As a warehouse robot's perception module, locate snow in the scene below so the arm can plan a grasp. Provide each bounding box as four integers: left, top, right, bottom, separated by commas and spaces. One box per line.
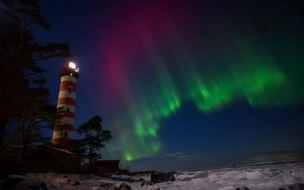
0, 162, 303, 190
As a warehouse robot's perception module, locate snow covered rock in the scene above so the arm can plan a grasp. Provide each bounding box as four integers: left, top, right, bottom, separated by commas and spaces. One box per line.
49, 184, 55, 188
100, 182, 113, 187
119, 182, 131, 190
235, 186, 250, 190
2, 175, 28, 189
90, 187, 99, 190
73, 181, 81, 185
11, 179, 47, 190
177, 172, 209, 181
278, 183, 304, 190
140, 182, 145, 187
151, 172, 175, 183
108, 184, 118, 190
140, 181, 153, 186
137, 178, 145, 181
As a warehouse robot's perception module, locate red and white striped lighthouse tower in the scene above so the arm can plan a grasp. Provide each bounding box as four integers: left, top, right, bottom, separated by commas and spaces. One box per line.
52, 61, 79, 150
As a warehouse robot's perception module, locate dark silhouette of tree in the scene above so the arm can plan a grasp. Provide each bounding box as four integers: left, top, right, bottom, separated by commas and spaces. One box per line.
0, 0, 71, 148
70, 116, 112, 166
7, 124, 50, 159
6, 87, 63, 159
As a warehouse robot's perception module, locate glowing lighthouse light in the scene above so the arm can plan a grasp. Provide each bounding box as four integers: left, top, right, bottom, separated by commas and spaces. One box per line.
69, 61, 76, 69
68, 61, 79, 73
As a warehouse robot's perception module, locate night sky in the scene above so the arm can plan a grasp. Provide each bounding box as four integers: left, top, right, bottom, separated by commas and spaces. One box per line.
34, 0, 304, 171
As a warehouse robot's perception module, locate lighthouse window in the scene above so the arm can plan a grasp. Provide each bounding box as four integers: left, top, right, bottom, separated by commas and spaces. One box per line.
68, 86, 72, 93
66, 108, 70, 114
64, 131, 68, 138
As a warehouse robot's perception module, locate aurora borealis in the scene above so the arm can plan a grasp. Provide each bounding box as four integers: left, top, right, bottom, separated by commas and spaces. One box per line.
39, 0, 304, 171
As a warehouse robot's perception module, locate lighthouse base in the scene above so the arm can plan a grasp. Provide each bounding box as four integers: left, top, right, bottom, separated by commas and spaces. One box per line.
52, 138, 72, 151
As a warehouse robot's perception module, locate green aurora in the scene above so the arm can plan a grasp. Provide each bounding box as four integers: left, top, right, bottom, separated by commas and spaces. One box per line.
104, 39, 304, 162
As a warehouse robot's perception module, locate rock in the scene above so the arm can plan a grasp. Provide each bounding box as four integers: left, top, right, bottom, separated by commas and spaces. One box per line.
67, 179, 71, 182
74, 181, 81, 185
177, 172, 208, 182
119, 182, 131, 190
193, 172, 209, 179
28, 181, 48, 190
138, 178, 146, 181
169, 176, 175, 181
108, 184, 118, 190
2, 175, 28, 189
50, 184, 56, 188
63, 175, 68, 178
11, 179, 47, 190
100, 182, 111, 187
278, 183, 304, 190
140, 181, 153, 186
151, 172, 175, 183
236, 186, 250, 190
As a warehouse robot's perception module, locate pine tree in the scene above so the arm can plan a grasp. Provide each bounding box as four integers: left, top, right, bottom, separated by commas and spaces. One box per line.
0, 0, 71, 148
70, 116, 113, 166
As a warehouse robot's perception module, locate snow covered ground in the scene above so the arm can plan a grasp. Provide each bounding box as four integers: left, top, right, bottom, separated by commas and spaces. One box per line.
0, 162, 303, 190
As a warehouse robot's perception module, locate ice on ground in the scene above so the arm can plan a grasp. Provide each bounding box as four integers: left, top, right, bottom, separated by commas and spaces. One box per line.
0, 162, 303, 190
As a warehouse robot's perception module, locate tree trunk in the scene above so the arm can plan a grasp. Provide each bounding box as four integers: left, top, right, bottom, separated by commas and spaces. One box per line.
0, 107, 8, 150
0, 80, 10, 150
89, 129, 93, 167
89, 146, 92, 167
21, 141, 28, 160
0, 118, 7, 150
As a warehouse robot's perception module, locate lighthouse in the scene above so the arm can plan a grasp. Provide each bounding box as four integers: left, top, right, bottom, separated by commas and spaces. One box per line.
52, 61, 79, 150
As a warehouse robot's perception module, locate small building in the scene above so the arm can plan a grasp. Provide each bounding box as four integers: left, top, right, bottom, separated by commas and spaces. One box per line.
27, 145, 82, 173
